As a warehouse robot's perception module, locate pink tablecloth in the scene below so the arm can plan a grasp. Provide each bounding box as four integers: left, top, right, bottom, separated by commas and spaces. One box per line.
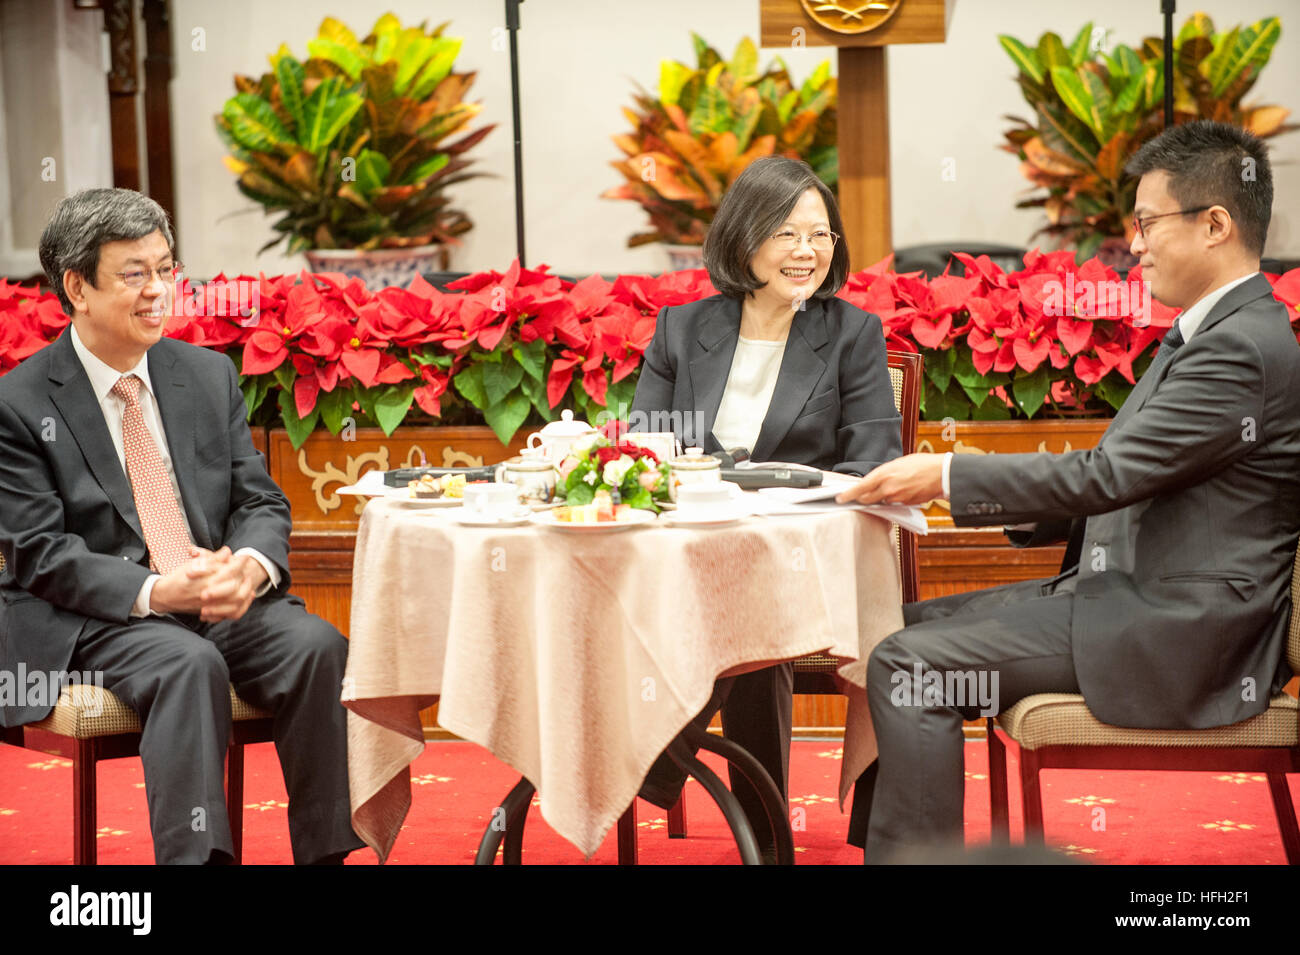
344, 498, 904, 861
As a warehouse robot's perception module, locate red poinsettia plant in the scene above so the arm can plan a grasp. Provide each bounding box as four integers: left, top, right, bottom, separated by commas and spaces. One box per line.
838, 249, 1209, 419
3, 259, 1298, 440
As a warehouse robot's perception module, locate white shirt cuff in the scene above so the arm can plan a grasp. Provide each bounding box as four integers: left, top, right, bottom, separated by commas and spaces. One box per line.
941, 452, 953, 499
133, 574, 160, 618
235, 547, 281, 596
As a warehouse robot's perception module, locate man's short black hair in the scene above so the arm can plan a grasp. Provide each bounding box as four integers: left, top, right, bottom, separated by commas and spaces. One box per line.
1124, 120, 1273, 257
703, 156, 848, 301
38, 188, 175, 315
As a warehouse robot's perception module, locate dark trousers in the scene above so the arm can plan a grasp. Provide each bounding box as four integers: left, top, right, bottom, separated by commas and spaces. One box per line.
71, 594, 363, 865
847, 577, 1081, 862
640, 662, 793, 849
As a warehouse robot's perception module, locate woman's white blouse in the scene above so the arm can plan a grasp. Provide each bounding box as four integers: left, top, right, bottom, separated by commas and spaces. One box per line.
710, 334, 789, 454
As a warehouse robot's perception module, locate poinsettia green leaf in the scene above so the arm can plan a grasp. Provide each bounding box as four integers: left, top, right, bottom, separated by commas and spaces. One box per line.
317, 386, 351, 434
921, 381, 971, 422
240, 374, 270, 421
971, 396, 1012, 420
277, 389, 320, 449
1011, 366, 1051, 418
925, 347, 957, 394
481, 360, 524, 406
373, 384, 415, 435
1095, 374, 1135, 412
483, 389, 531, 445
512, 339, 547, 383
453, 363, 488, 408
519, 372, 553, 419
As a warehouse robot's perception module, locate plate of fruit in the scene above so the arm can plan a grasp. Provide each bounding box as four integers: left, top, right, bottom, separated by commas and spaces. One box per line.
531, 490, 657, 530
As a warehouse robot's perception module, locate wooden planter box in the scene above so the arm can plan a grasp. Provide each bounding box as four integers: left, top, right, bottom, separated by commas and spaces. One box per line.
265, 424, 527, 595
914, 419, 1108, 602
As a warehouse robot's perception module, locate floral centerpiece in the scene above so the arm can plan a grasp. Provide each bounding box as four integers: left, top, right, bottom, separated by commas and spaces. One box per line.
555, 425, 671, 511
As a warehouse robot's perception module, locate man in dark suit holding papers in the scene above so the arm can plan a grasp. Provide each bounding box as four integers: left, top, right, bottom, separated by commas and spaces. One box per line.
837, 121, 1300, 862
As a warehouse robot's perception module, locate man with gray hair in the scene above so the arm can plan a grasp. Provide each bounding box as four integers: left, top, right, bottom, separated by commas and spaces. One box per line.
0, 188, 363, 864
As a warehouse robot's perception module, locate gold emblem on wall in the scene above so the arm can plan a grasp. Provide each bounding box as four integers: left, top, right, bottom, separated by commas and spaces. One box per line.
797, 0, 903, 35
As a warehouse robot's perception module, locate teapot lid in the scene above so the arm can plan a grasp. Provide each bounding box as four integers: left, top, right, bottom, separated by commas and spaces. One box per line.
538, 409, 595, 437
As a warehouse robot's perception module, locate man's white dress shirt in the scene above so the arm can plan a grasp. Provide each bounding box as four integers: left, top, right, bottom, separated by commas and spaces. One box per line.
70, 326, 279, 616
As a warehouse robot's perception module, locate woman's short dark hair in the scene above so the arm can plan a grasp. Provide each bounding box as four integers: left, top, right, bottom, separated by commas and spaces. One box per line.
1124, 120, 1272, 257
703, 156, 848, 301
38, 188, 175, 315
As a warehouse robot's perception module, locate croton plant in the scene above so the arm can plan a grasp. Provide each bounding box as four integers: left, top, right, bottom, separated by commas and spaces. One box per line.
2, 259, 1298, 442
604, 33, 838, 247
1000, 14, 1293, 261
216, 14, 493, 254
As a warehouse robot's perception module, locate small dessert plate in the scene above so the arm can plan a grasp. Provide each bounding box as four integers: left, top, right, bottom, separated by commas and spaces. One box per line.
384, 487, 460, 508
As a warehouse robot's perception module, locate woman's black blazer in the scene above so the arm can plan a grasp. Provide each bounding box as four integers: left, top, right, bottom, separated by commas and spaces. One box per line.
629, 294, 903, 476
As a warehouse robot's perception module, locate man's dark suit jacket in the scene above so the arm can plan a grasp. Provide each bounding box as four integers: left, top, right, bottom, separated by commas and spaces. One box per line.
0, 331, 292, 726
629, 294, 902, 474
952, 274, 1300, 729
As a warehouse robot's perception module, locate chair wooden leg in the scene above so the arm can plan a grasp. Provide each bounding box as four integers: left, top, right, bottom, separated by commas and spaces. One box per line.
986, 719, 1009, 844
1265, 772, 1300, 865
616, 803, 638, 865
1019, 748, 1045, 846
667, 792, 687, 838
226, 743, 245, 865
73, 738, 97, 866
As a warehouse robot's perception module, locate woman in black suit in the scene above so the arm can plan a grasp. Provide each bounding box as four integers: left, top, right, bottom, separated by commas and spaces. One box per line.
630, 156, 902, 856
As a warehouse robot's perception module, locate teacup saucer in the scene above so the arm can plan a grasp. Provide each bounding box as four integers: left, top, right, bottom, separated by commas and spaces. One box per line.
454, 506, 533, 527
659, 505, 748, 527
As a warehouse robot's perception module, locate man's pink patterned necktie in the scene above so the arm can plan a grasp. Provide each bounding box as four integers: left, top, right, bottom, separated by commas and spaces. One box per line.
111, 374, 192, 573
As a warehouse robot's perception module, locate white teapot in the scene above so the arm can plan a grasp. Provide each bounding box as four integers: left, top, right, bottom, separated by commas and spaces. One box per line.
523, 410, 596, 463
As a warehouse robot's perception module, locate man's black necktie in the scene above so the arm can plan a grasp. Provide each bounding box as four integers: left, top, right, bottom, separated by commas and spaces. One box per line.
1147, 323, 1184, 377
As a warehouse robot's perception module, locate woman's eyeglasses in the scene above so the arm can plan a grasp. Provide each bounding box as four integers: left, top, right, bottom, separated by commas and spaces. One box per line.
767, 230, 838, 252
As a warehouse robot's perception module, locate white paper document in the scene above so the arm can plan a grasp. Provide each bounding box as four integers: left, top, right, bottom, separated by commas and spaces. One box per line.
336, 469, 389, 496
753, 484, 929, 535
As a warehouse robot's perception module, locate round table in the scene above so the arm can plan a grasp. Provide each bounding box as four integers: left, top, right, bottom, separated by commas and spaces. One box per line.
343, 497, 905, 862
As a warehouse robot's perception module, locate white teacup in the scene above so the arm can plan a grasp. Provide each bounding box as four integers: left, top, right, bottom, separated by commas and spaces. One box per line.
462, 482, 520, 520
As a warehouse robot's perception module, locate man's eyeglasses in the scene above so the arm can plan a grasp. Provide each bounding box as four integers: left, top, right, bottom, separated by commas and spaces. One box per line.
113, 263, 183, 288
1131, 206, 1213, 239
768, 229, 839, 252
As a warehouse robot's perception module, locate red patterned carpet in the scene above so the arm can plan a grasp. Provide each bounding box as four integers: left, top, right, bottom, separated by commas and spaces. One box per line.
1, 738, 1296, 864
